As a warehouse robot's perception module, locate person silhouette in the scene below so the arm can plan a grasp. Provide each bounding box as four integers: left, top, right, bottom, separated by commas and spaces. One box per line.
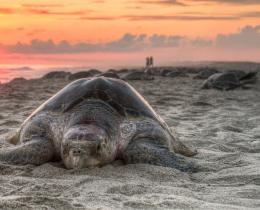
149, 56, 154, 67
146, 57, 150, 68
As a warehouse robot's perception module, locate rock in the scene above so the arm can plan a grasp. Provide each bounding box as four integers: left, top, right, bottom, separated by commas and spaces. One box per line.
118, 69, 130, 74
122, 71, 154, 80
144, 67, 161, 76
87, 69, 102, 75
99, 72, 120, 79
165, 71, 188, 78
9, 77, 27, 84
160, 69, 173, 76
107, 69, 117, 73
69, 71, 94, 80
42, 71, 71, 79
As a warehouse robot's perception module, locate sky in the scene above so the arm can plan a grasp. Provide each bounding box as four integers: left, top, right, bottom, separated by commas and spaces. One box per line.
0, 0, 260, 68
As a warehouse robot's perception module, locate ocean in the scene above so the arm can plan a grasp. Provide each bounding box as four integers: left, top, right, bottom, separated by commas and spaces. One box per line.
0, 65, 109, 83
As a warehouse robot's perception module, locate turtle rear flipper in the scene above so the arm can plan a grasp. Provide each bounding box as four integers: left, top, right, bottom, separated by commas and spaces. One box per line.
240, 71, 258, 84
0, 138, 54, 165
122, 139, 198, 172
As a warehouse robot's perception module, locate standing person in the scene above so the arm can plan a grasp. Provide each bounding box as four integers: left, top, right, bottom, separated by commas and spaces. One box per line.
149, 56, 154, 67
146, 57, 150, 68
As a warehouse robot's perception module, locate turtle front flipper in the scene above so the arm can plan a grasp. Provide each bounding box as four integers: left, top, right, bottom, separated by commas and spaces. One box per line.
0, 138, 54, 165
122, 139, 198, 172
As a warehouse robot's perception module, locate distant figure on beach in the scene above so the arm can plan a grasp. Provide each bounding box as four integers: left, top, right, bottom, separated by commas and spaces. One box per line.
149, 56, 154, 67
146, 57, 150, 68
145, 56, 154, 68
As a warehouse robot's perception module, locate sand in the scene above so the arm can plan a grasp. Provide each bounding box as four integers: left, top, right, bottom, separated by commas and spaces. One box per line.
0, 74, 260, 210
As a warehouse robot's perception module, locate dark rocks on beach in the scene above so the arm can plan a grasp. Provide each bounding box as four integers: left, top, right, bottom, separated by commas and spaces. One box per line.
150, 67, 188, 77
99, 72, 120, 79
122, 71, 154, 80
194, 68, 219, 79
160, 69, 173, 76
42, 71, 71, 79
118, 69, 130, 74
9, 77, 27, 84
144, 67, 159, 76
69, 71, 95, 80
144, 67, 173, 76
165, 70, 188, 78
148, 67, 204, 76
87, 69, 102, 75
180, 67, 203, 74
106, 69, 117, 74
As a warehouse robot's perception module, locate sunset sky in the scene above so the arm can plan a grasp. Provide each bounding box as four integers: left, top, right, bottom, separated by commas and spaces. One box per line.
0, 0, 260, 67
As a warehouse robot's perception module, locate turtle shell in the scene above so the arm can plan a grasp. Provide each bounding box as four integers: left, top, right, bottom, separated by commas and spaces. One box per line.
202, 73, 241, 90
30, 77, 161, 121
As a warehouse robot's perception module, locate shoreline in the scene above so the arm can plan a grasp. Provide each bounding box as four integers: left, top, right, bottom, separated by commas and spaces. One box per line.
1, 61, 260, 84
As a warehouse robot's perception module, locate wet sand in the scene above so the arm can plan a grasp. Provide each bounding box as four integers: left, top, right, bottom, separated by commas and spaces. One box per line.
0, 74, 260, 209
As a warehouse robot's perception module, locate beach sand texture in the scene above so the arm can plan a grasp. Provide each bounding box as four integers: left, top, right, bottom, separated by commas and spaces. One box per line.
0, 75, 260, 209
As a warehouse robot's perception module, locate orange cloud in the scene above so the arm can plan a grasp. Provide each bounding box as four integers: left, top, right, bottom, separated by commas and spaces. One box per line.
0, 8, 15, 14
1, 25, 259, 55
21, 4, 64, 8
136, 0, 186, 6
190, 0, 260, 5
0, 6, 91, 17
80, 16, 117, 20
123, 14, 239, 21
25, 8, 88, 16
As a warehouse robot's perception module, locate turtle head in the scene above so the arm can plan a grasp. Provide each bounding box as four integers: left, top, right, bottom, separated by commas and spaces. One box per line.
61, 124, 116, 169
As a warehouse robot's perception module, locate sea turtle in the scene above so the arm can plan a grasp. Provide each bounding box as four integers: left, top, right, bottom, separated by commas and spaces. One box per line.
202, 72, 241, 90
229, 70, 258, 84
194, 68, 219, 79
1, 77, 197, 171
202, 71, 258, 90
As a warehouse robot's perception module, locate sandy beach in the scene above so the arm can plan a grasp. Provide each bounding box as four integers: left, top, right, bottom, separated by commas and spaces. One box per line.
0, 71, 260, 209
